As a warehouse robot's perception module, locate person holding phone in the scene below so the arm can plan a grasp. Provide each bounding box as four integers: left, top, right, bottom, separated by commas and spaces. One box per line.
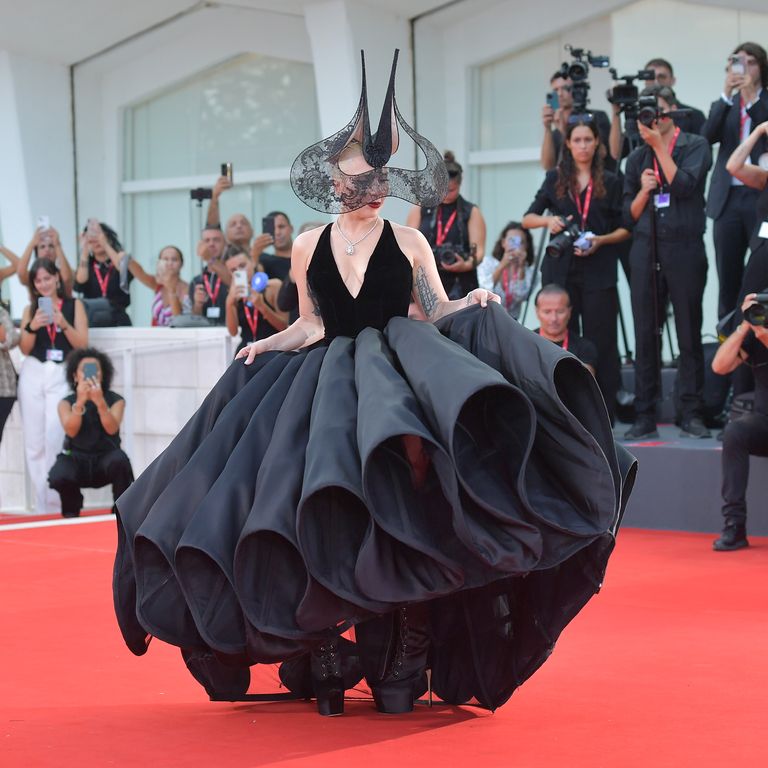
223, 245, 287, 354
127, 245, 191, 326
0, 301, 20, 454
702, 42, 768, 319
48, 348, 134, 518
523, 117, 629, 419
74, 220, 133, 326
15, 222, 75, 296
477, 222, 535, 320
190, 227, 230, 324
251, 211, 296, 281
18, 258, 88, 514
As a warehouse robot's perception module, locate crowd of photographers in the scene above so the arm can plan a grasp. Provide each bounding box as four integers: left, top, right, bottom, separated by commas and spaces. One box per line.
2, 42, 768, 549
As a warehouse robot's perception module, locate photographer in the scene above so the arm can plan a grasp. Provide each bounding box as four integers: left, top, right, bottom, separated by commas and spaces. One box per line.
477, 222, 535, 320
533, 284, 597, 375
523, 117, 628, 417
48, 348, 134, 518
127, 246, 191, 326
710, 293, 768, 551
206, 173, 254, 252
643, 58, 706, 134
16, 224, 74, 296
541, 71, 616, 172
702, 42, 768, 319
190, 226, 230, 325
223, 245, 287, 355
252, 211, 295, 281
405, 152, 486, 300
623, 85, 712, 440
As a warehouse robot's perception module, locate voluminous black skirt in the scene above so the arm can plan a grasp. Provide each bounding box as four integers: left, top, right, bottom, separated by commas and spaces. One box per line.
114, 303, 636, 710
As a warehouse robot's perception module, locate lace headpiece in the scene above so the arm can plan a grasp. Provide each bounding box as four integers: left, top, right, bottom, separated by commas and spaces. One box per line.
290, 50, 448, 214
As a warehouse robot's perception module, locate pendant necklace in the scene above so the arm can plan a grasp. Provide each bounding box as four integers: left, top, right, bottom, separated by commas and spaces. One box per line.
336, 217, 380, 255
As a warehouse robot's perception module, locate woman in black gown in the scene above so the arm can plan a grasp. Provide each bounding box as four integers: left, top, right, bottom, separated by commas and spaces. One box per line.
113, 51, 636, 718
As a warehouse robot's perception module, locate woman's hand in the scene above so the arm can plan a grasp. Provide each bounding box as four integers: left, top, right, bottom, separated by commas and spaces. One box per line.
29, 308, 51, 331
51, 305, 69, 330
575, 234, 601, 257
88, 377, 106, 408
548, 215, 569, 234
75, 378, 91, 406
465, 288, 501, 308
235, 338, 271, 365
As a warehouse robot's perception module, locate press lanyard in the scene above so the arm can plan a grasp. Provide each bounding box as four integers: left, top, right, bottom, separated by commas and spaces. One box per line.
203, 272, 221, 304
46, 300, 63, 347
652, 127, 680, 188
436, 207, 458, 246
94, 263, 113, 298
561, 330, 569, 351
573, 179, 593, 230
242, 302, 259, 338
740, 97, 750, 142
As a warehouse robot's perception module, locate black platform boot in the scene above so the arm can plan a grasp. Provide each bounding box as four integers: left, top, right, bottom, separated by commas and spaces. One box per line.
357, 606, 430, 714
311, 638, 345, 716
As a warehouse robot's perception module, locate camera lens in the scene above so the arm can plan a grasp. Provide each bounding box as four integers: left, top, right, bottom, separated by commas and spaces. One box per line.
744, 302, 767, 327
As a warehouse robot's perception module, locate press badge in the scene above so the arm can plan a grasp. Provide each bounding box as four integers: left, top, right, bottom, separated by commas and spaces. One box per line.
206, 306, 221, 319
654, 193, 671, 209
46, 349, 64, 362
759, 220, 768, 239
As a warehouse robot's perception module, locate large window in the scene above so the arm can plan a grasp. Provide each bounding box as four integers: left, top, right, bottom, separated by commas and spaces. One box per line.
121, 53, 323, 325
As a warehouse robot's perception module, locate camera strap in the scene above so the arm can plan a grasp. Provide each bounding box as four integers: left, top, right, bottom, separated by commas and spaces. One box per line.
652, 127, 680, 188
573, 179, 593, 230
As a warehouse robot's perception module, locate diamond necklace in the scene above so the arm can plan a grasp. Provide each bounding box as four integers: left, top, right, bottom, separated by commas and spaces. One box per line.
336, 217, 381, 255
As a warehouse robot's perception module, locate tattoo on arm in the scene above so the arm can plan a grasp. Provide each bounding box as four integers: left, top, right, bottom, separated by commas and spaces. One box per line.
415, 266, 439, 319
307, 283, 321, 317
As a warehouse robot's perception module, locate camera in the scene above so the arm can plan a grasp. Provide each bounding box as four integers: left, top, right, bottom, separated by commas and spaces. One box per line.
190, 187, 213, 203
546, 218, 583, 259
434, 244, 464, 267
556, 45, 610, 114
744, 293, 768, 327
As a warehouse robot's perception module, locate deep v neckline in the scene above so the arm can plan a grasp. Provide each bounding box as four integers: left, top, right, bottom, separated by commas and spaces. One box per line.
330, 220, 386, 301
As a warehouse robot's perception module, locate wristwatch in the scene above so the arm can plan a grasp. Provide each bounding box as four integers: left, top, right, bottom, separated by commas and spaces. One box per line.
24, 321, 33, 333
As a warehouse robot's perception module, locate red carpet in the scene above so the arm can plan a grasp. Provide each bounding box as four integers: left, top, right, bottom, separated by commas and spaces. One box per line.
1, 521, 766, 767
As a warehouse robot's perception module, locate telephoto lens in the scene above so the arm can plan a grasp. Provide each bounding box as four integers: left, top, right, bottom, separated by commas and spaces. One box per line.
546, 218, 582, 258
744, 293, 768, 327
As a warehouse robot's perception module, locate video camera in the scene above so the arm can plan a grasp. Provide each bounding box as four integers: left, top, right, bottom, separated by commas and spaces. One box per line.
556, 45, 610, 114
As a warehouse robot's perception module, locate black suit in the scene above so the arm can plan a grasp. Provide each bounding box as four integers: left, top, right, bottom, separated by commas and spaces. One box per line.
702, 91, 768, 318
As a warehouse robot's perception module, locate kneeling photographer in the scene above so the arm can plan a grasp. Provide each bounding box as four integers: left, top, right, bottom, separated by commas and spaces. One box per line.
522, 116, 628, 420
623, 85, 712, 441
406, 152, 486, 300
710, 292, 768, 551
48, 348, 133, 518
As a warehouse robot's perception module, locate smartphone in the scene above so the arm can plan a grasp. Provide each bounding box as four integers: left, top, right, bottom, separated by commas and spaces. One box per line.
506, 234, 523, 250
36, 215, 50, 231
221, 162, 233, 183
262, 215, 275, 239
233, 268, 249, 297
83, 362, 99, 380
38, 296, 54, 321
729, 55, 745, 75
546, 90, 559, 111
86, 218, 100, 237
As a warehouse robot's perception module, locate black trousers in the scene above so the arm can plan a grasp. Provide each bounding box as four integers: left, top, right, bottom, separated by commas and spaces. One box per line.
568, 282, 620, 420
721, 412, 768, 524
48, 449, 134, 517
0, 397, 15, 444
713, 186, 758, 319
630, 235, 707, 420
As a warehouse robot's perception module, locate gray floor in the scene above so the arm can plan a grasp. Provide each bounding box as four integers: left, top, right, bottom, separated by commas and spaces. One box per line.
616, 424, 768, 536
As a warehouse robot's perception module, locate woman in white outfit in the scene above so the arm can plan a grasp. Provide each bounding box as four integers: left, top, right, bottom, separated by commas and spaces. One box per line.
18, 258, 88, 514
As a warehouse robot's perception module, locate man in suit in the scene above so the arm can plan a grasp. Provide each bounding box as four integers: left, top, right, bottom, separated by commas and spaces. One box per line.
702, 42, 768, 319
643, 58, 706, 135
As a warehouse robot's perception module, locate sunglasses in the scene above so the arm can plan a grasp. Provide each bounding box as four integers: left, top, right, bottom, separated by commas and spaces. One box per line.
567, 112, 595, 127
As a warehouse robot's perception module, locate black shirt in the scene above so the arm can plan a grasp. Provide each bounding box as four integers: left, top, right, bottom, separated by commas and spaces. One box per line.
674, 101, 706, 135
29, 298, 76, 364
234, 298, 280, 353
74, 257, 132, 309
526, 170, 624, 290
189, 267, 228, 325
742, 332, 768, 415
259, 253, 291, 281
534, 328, 598, 369
63, 391, 123, 453
622, 130, 712, 241
552, 110, 616, 173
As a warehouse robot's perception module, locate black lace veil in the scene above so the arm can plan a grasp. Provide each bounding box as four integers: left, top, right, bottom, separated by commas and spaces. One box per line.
290, 50, 449, 214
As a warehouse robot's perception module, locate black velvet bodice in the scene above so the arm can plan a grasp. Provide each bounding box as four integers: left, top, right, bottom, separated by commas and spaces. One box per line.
307, 220, 412, 339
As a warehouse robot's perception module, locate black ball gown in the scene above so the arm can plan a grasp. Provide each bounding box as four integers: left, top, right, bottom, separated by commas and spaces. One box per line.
113, 220, 636, 710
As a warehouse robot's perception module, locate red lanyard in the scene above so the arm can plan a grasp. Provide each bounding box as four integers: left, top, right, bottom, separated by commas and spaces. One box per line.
561, 330, 569, 352
573, 179, 593, 230
242, 302, 259, 338
94, 263, 113, 298
740, 96, 750, 141
500, 267, 524, 310
652, 127, 680, 188
436, 207, 458, 246
46, 299, 63, 347
203, 273, 221, 303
